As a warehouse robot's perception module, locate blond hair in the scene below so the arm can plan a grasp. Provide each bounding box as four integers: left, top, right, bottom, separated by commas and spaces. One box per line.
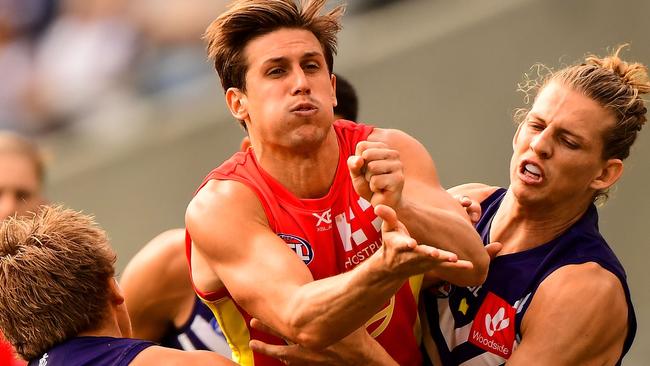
204, 0, 344, 92
0, 206, 116, 360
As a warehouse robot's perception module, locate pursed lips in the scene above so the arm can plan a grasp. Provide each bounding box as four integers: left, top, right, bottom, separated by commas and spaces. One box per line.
290, 101, 317, 111
290, 101, 319, 116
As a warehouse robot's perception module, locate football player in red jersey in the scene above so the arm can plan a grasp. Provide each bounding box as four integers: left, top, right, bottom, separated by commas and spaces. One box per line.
119, 73, 359, 359
249, 46, 645, 366
184, 1, 490, 364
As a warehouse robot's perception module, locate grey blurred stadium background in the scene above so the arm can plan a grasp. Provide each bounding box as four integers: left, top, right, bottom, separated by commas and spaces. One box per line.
2, 0, 647, 363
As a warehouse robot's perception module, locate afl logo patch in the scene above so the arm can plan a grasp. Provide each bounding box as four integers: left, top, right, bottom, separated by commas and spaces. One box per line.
278, 233, 314, 265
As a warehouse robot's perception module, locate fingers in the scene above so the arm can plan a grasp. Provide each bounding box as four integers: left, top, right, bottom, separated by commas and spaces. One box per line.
437, 259, 474, 270
430, 247, 459, 263
388, 234, 417, 251
453, 194, 481, 224
249, 320, 297, 364
485, 242, 503, 259
375, 204, 398, 232
250, 318, 284, 339
457, 195, 472, 207
367, 171, 404, 195
347, 156, 372, 202
411, 245, 459, 263
249, 339, 293, 362
361, 150, 400, 177
347, 155, 365, 178
361, 148, 402, 191
350, 142, 404, 208
354, 140, 388, 157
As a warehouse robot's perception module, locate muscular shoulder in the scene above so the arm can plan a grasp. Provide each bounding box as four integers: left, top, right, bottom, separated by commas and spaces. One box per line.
187, 180, 267, 226
186, 179, 269, 253
515, 262, 628, 364
367, 127, 415, 148
534, 262, 625, 306
367, 127, 441, 183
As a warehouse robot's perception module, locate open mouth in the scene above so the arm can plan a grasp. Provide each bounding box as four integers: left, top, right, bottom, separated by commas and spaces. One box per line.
519, 161, 543, 183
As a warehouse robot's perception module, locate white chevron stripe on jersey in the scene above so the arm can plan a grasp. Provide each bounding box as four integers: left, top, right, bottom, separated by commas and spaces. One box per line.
437, 297, 473, 350
190, 314, 232, 355
177, 333, 196, 351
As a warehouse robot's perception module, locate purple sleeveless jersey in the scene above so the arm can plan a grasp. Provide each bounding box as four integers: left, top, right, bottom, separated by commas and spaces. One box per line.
159, 296, 231, 357
28, 337, 154, 366
422, 188, 636, 366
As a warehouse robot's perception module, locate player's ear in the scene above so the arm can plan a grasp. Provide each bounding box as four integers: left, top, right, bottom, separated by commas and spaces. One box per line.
590, 158, 623, 191
108, 278, 126, 306
226, 88, 249, 121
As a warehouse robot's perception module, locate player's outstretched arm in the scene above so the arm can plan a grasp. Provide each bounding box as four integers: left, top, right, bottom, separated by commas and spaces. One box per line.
507, 263, 628, 365
120, 228, 192, 341
186, 180, 469, 350
353, 128, 490, 285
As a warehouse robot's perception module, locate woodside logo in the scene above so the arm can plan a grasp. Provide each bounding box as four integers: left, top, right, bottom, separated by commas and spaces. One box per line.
468, 292, 516, 359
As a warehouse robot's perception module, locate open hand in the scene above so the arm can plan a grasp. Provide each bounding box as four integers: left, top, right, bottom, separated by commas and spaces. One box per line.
376, 204, 473, 276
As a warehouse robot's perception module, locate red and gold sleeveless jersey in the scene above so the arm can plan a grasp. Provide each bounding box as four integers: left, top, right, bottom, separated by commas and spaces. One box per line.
187, 120, 423, 365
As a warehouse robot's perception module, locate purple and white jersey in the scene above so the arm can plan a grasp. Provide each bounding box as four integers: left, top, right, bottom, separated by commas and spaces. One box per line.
422, 188, 636, 366
28, 337, 154, 366
159, 296, 231, 357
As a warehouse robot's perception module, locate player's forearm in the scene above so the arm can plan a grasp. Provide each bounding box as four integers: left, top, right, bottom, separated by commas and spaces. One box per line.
282, 251, 404, 349
397, 198, 488, 285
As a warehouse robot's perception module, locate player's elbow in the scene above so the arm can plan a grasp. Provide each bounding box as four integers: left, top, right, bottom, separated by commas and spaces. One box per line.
467, 252, 490, 286
286, 312, 337, 350
449, 250, 489, 287
293, 330, 333, 350
471, 250, 490, 285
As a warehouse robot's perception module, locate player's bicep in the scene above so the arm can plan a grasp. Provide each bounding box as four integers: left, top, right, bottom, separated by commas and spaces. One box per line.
215, 228, 315, 314
186, 180, 315, 329
510, 263, 628, 365
370, 129, 468, 215
368, 128, 440, 188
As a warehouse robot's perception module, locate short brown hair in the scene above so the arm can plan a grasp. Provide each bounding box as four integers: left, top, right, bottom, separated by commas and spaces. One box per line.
0, 131, 46, 185
204, 0, 345, 92
515, 45, 650, 201
0, 206, 116, 360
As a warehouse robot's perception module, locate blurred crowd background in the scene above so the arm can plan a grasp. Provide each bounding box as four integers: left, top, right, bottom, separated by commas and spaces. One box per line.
0, 0, 396, 140
0, 0, 648, 364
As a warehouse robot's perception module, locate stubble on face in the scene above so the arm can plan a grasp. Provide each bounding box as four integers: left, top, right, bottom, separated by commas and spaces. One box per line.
240, 28, 336, 152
